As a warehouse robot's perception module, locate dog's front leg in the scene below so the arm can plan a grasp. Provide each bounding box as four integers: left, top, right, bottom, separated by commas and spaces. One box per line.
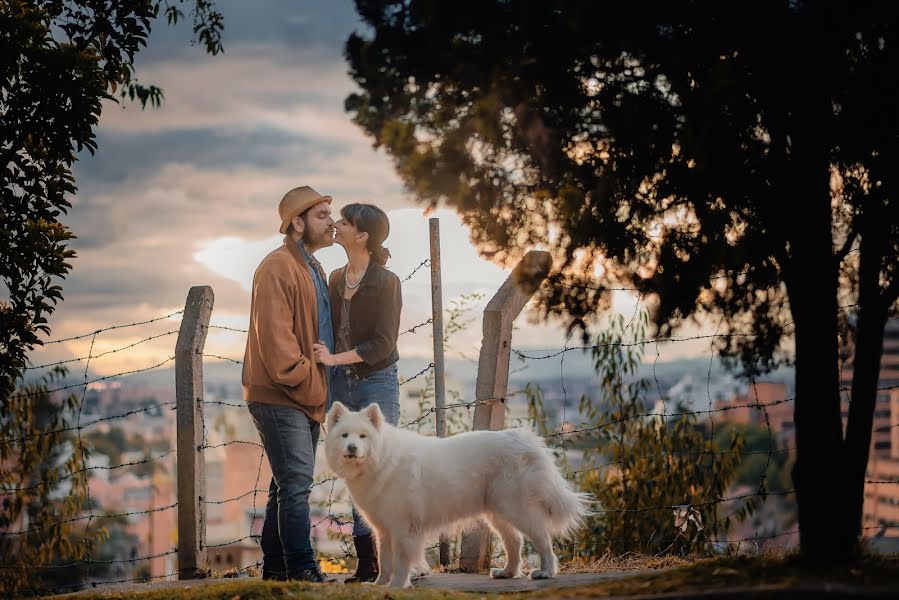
372, 531, 392, 586
387, 536, 419, 588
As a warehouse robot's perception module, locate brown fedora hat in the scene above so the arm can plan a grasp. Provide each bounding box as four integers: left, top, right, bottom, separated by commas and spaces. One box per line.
278, 186, 332, 234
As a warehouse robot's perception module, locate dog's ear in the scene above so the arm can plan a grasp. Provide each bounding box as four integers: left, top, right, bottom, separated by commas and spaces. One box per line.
364, 403, 383, 429
327, 401, 347, 430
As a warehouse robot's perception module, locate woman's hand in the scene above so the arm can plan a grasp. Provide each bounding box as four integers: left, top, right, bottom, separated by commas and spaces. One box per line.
313, 342, 337, 366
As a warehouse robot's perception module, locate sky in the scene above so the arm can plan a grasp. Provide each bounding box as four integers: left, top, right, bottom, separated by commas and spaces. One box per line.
25, 0, 715, 377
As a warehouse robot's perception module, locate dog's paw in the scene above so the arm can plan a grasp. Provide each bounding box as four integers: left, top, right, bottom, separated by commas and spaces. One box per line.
410, 565, 430, 580
490, 567, 520, 579
528, 568, 554, 580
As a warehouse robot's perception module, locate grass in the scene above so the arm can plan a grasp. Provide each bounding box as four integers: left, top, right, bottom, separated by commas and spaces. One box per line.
536, 553, 899, 598
54, 554, 899, 599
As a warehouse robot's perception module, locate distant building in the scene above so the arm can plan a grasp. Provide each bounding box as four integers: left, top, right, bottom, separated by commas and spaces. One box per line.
842, 319, 899, 458
858, 319, 899, 549
713, 319, 899, 549
712, 381, 794, 447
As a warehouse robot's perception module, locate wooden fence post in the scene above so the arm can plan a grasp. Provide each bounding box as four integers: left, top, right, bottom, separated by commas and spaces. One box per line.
458, 251, 552, 572
429, 218, 452, 567
176, 286, 214, 579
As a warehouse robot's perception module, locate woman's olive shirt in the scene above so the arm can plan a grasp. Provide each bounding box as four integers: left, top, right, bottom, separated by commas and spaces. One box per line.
327, 262, 402, 379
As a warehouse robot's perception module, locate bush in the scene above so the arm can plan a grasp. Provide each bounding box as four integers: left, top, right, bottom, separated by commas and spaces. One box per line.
530, 313, 749, 557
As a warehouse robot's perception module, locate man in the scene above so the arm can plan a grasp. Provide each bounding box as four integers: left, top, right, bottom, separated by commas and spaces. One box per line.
242, 186, 336, 582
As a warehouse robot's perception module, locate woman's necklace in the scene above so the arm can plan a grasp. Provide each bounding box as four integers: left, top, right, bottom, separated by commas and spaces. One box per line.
344, 265, 364, 289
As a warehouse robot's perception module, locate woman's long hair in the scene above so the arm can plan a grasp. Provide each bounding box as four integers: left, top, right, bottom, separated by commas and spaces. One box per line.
341, 203, 392, 265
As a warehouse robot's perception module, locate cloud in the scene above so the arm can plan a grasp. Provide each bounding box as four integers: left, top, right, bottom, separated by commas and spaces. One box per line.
77, 128, 317, 186
131, 0, 364, 64
24, 0, 720, 378
98, 51, 358, 138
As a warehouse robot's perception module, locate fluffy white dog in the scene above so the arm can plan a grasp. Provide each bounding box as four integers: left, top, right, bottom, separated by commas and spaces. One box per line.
324, 401, 590, 588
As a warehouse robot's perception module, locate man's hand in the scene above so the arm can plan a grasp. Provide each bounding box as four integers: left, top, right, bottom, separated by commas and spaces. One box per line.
313, 342, 336, 366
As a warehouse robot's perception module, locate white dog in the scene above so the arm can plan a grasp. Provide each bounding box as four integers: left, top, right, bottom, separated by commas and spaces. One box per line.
324, 401, 590, 588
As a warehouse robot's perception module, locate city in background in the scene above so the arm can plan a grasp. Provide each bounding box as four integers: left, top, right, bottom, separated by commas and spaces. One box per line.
21, 314, 899, 582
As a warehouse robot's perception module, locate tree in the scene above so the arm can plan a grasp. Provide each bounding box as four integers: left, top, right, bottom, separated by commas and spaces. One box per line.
344, 1, 899, 561
1, 0, 223, 404
0, 369, 104, 595
1, 1, 223, 590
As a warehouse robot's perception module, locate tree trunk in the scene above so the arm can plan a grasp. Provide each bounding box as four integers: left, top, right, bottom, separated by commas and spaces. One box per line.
787, 247, 846, 560
844, 219, 888, 543
781, 2, 851, 562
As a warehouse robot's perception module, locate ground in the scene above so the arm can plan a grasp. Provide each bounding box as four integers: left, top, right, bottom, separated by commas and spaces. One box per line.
52, 555, 899, 599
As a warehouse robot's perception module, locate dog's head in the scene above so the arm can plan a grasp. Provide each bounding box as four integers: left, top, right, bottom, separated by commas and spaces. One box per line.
324, 401, 384, 476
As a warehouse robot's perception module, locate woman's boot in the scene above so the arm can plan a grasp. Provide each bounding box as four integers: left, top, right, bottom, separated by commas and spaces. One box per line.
345, 534, 379, 583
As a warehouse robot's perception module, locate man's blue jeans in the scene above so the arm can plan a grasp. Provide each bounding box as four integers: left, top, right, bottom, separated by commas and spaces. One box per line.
248, 402, 320, 576
330, 363, 400, 536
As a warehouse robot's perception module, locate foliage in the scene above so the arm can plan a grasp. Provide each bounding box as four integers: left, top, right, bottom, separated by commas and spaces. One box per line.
1, 0, 223, 405
530, 313, 747, 557
345, 0, 899, 558
714, 423, 793, 494
0, 368, 106, 595
82, 427, 170, 479
0, 0, 223, 590
345, 1, 898, 354
37, 514, 139, 592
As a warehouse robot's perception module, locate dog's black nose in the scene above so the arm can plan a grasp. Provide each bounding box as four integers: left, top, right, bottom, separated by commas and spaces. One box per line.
347, 443, 357, 454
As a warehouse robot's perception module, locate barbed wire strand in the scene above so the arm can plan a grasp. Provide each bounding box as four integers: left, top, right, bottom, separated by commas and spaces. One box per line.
41, 311, 185, 345
10, 264, 899, 595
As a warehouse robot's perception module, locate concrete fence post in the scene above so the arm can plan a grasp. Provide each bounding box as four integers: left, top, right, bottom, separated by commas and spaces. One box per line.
176, 285, 214, 579
459, 251, 552, 572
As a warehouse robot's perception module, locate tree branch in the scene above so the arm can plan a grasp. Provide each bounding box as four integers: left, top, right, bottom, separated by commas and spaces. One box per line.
883, 275, 899, 309
834, 228, 858, 266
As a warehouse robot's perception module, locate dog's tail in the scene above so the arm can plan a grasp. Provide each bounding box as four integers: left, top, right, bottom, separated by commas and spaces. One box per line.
510, 429, 593, 537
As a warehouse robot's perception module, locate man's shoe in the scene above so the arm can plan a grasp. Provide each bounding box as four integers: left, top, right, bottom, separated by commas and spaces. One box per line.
289, 568, 335, 583
345, 535, 379, 583
262, 569, 288, 581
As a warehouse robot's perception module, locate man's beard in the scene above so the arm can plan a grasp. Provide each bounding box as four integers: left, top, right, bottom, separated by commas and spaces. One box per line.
303, 228, 334, 249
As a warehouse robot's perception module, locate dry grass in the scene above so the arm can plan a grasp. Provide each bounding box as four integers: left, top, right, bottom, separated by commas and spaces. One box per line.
558, 552, 692, 573
533, 553, 899, 598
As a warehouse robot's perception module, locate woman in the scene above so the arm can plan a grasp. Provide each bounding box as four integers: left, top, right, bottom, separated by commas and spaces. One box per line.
312, 202, 401, 584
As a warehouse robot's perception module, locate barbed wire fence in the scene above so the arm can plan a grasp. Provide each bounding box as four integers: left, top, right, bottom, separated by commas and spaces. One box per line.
498, 284, 899, 566
0, 258, 442, 595
3, 309, 185, 596
3, 257, 899, 596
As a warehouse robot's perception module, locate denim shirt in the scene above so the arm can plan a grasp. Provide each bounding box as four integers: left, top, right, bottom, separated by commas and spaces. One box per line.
297, 241, 334, 400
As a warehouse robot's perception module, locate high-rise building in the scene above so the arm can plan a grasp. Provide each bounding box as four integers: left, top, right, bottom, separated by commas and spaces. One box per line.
846, 319, 899, 549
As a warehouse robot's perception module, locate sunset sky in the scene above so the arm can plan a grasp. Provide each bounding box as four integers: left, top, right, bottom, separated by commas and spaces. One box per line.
26, 0, 713, 377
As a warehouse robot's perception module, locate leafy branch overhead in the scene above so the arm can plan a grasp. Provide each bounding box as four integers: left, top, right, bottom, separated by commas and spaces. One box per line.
0, 1, 223, 594
345, 1, 898, 562
345, 1, 898, 368
1, 0, 223, 399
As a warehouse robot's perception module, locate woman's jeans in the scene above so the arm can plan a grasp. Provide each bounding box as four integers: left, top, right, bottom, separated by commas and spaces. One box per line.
247, 402, 320, 577
329, 363, 400, 536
